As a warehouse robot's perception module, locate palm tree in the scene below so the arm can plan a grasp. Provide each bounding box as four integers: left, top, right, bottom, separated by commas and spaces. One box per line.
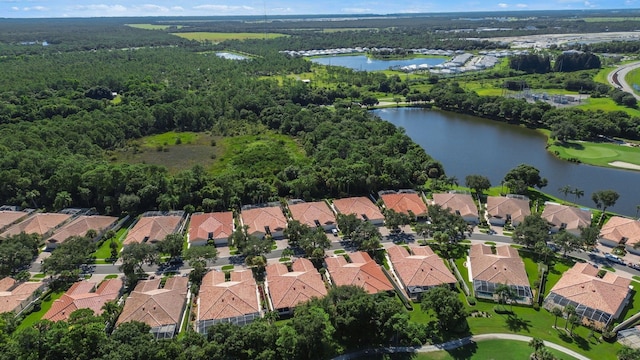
571, 187, 584, 202
528, 337, 544, 353
564, 305, 576, 330
495, 284, 516, 312
551, 307, 563, 328
558, 185, 572, 200
636, 205, 640, 219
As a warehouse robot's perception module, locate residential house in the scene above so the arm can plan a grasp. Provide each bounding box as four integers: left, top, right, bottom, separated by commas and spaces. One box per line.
0, 277, 45, 314
265, 258, 327, 315
543, 263, 632, 329
1, 213, 71, 238
45, 215, 118, 249
288, 201, 337, 231
486, 196, 530, 227
468, 244, 533, 304
599, 216, 640, 255
188, 212, 234, 247
0, 210, 30, 232
196, 270, 260, 334
116, 277, 188, 339
332, 197, 384, 225
241, 206, 287, 239
432, 193, 479, 224
325, 252, 394, 294
541, 203, 591, 235
43, 278, 122, 321
123, 213, 184, 246
380, 191, 428, 221
387, 245, 457, 299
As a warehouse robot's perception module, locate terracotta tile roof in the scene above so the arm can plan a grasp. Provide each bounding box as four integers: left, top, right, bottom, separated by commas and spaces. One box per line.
288, 202, 337, 228
600, 216, 640, 247
241, 206, 287, 236
189, 212, 234, 243
332, 197, 384, 222
0, 277, 16, 292
197, 270, 259, 322
548, 263, 631, 315
123, 215, 182, 245
0, 280, 43, 313
541, 204, 591, 231
1, 213, 71, 237
117, 277, 188, 328
381, 193, 428, 217
0, 211, 28, 229
387, 245, 457, 288
266, 258, 327, 310
43, 279, 122, 322
325, 252, 393, 294
47, 215, 118, 246
486, 196, 531, 224
432, 193, 478, 218
469, 244, 530, 287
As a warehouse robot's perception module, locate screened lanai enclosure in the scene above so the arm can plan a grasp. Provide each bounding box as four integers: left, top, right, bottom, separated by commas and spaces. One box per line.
473, 280, 534, 305
543, 293, 615, 329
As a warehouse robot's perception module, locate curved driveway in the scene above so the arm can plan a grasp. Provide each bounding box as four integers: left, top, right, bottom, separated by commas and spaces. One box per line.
332, 333, 590, 360
607, 61, 640, 100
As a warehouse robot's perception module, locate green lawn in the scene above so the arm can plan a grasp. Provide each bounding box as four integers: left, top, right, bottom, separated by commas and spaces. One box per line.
615, 281, 640, 324
577, 97, 640, 117
407, 339, 579, 360
625, 68, 640, 96
548, 140, 640, 168
18, 291, 64, 330
126, 24, 181, 30
93, 227, 128, 260
171, 32, 286, 42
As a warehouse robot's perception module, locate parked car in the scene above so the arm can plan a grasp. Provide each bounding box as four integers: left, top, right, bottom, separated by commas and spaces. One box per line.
605, 253, 625, 265
331, 228, 339, 237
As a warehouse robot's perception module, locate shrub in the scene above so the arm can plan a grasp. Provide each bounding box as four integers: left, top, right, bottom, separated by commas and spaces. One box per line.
32, 300, 42, 312
467, 296, 476, 305
42, 293, 52, 302
533, 303, 540, 311
493, 306, 512, 315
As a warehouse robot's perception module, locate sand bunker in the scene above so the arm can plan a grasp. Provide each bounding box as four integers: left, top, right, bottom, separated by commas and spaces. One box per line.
609, 161, 640, 170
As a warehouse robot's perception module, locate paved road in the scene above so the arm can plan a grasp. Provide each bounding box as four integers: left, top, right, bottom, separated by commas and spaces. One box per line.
607, 61, 640, 100
332, 333, 591, 360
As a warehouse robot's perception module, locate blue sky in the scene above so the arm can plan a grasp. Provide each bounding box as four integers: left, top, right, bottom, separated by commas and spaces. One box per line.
1, 0, 638, 18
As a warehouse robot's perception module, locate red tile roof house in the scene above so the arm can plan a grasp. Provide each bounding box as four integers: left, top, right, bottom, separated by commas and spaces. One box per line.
387, 245, 457, 300
188, 212, 234, 247
432, 193, 479, 224
0, 210, 30, 233
325, 251, 394, 294
599, 216, 640, 255
123, 214, 185, 246
543, 263, 632, 329
45, 215, 119, 250
0, 277, 45, 315
288, 201, 337, 231
116, 277, 189, 339
380, 191, 428, 221
0, 213, 71, 238
240, 206, 288, 239
486, 196, 531, 227
196, 270, 261, 334
468, 244, 533, 305
265, 258, 327, 316
541, 203, 591, 236
331, 197, 384, 225
43, 278, 123, 321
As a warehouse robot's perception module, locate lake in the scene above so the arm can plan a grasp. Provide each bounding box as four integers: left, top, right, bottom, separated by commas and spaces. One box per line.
216, 52, 247, 60
310, 55, 445, 72
374, 107, 640, 217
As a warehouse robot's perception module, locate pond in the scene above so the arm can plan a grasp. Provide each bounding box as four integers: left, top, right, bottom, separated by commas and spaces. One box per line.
310, 55, 446, 72
374, 107, 640, 217
215, 52, 247, 60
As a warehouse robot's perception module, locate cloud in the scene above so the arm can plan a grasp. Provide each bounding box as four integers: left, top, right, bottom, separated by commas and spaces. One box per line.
23, 6, 48, 11
10, 6, 18, 11
341, 7, 373, 13
192, 4, 255, 12
171, 6, 184, 11
498, 3, 508, 7
516, 3, 528, 7
71, 4, 128, 13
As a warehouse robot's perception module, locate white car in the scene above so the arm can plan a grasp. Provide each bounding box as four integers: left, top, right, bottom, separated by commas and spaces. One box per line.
331, 228, 339, 236
605, 253, 625, 264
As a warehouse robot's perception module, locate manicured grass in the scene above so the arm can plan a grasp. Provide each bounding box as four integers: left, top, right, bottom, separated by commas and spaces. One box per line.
407, 339, 579, 360
616, 281, 640, 324
31, 273, 45, 279
221, 265, 234, 271
548, 140, 640, 168
18, 291, 64, 330
104, 274, 118, 279
171, 32, 286, 42
626, 67, 640, 96
577, 97, 640, 117
93, 227, 128, 260
594, 66, 615, 85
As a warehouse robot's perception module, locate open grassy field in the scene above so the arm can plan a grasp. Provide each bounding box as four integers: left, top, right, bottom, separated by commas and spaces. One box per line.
110, 131, 220, 173
404, 339, 579, 360
171, 32, 286, 42
594, 66, 615, 85
577, 97, 640, 117
625, 68, 640, 96
548, 140, 640, 168
126, 24, 177, 30
210, 132, 310, 177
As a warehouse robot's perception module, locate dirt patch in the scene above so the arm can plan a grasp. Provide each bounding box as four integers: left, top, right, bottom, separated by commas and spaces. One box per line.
608, 161, 640, 170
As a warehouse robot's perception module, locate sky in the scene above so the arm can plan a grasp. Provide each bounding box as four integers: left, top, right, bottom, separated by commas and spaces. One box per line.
0, 0, 639, 18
